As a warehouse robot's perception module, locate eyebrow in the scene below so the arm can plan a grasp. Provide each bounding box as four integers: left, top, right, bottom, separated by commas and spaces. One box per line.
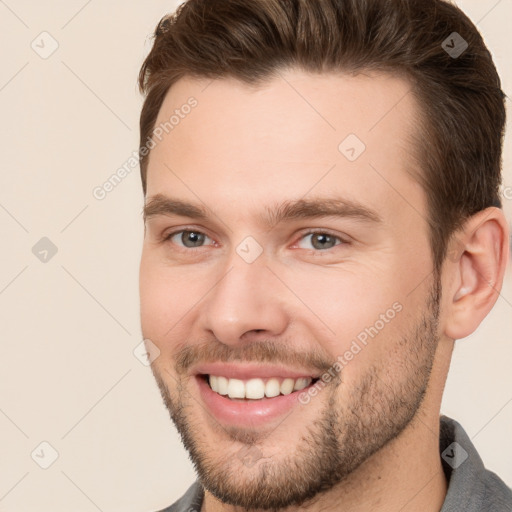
143, 193, 382, 227
144, 194, 208, 222
261, 197, 382, 227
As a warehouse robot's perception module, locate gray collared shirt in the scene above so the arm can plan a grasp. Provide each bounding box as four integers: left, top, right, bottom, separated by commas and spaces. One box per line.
157, 415, 512, 511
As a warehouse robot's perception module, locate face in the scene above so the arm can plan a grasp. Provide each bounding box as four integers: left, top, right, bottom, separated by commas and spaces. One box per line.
139, 69, 442, 509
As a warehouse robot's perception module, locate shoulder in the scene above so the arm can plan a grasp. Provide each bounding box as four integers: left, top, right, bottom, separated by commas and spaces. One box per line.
440, 415, 512, 512
477, 469, 512, 511
155, 481, 204, 512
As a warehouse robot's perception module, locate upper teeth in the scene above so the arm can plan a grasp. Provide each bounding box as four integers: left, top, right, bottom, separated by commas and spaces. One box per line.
208, 375, 312, 399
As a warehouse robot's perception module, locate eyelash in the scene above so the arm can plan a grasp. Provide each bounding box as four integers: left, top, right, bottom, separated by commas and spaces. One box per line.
162, 228, 347, 252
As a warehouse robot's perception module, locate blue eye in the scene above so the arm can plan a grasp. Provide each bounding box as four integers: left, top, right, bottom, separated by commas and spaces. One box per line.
297, 232, 342, 250
167, 230, 213, 248
163, 229, 344, 252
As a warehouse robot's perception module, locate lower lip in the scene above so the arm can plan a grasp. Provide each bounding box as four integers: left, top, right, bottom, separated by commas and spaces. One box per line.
195, 376, 312, 428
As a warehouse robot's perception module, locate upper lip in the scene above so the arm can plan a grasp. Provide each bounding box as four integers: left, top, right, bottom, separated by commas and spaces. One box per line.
192, 362, 320, 380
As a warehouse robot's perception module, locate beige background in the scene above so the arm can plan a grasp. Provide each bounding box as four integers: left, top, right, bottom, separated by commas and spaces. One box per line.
0, 1, 510, 510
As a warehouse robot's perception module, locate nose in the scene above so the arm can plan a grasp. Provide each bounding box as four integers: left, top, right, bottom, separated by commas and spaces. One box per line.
199, 255, 289, 346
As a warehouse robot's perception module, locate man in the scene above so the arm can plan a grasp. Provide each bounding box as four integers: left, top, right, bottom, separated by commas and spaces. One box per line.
138, 0, 512, 510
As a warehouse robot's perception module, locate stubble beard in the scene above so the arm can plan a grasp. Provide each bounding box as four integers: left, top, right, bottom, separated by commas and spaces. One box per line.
151, 278, 441, 510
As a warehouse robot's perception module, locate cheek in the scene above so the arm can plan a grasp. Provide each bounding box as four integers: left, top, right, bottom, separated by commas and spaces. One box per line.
282, 263, 413, 391
139, 254, 214, 347
284, 264, 397, 348
139, 255, 184, 339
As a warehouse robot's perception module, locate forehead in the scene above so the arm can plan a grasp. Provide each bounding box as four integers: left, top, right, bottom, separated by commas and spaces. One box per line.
146, 69, 426, 226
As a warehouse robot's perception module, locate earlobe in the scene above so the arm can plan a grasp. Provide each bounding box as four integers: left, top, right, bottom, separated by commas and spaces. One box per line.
444, 207, 509, 340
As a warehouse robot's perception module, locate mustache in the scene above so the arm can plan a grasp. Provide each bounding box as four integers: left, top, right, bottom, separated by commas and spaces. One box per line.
175, 339, 334, 376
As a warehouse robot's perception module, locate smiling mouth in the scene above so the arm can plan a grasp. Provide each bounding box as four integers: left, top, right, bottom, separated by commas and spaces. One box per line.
201, 374, 319, 400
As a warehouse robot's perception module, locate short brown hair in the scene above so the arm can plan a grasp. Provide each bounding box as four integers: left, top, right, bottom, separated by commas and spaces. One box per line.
138, 0, 506, 271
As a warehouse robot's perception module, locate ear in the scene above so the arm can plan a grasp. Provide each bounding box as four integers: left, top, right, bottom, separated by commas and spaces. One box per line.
443, 207, 510, 340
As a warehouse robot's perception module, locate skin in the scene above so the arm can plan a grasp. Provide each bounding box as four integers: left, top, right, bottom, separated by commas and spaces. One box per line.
139, 69, 509, 512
